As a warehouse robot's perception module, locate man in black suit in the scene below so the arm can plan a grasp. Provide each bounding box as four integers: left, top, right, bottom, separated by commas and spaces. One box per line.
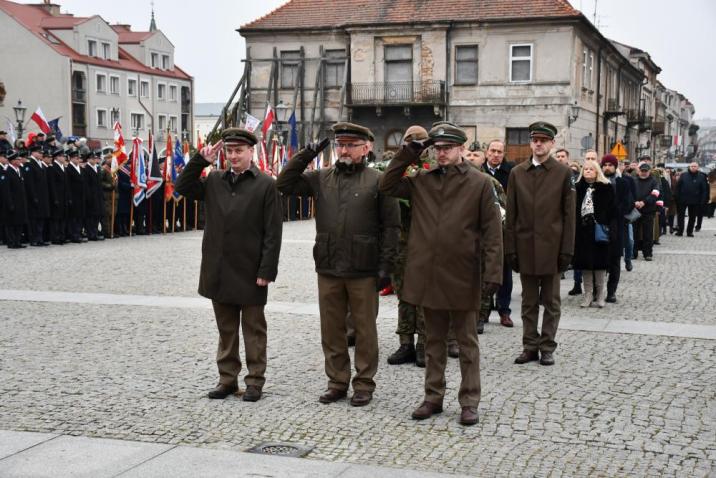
47, 148, 68, 244
1, 150, 28, 248
481, 139, 514, 328
82, 150, 105, 241
66, 148, 85, 243
23, 143, 50, 246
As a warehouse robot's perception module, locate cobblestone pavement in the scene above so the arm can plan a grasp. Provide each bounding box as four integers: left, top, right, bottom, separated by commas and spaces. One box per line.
0, 218, 714, 477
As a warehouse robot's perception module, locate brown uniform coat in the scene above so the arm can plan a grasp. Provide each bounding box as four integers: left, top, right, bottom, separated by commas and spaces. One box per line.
176, 154, 283, 305
505, 156, 576, 275
380, 148, 503, 311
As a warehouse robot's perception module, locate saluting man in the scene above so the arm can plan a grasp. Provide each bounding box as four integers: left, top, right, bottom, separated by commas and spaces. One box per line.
176, 127, 283, 402
505, 122, 576, 366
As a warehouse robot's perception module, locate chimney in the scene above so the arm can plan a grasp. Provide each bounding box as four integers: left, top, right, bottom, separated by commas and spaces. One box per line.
34, 2, 61, 16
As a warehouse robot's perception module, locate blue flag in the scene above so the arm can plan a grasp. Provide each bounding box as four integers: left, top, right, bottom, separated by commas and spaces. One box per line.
48, 118, 63, 142
288, 112, 298, 154
172, 138, 184, 200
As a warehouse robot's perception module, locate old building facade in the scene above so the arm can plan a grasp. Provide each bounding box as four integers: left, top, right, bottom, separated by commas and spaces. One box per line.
0, 1, 193, 147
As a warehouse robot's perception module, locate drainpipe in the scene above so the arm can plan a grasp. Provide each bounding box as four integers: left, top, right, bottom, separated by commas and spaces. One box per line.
595, 47, 602, 154
444, 22, 453, 121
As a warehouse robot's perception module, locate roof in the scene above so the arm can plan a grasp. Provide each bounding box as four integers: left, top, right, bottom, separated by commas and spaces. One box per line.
0, 0, 191, 81
112, 26, 155, 44
610, 39, 662, 74
241, 0, 581, 31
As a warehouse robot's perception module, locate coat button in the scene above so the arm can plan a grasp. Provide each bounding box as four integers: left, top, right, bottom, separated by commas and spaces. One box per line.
232, 192, 236, 197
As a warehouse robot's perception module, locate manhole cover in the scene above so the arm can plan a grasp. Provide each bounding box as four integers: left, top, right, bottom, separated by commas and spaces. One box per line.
246, 442, 313, 458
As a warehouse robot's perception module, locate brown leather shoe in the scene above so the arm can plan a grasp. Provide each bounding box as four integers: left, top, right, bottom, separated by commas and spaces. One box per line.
459, 406, 479, 426
499, 313, 514, 327
350, 390, 373, 407
514, 350, 539, 364
319, 388, 347, 404
242, 385, 262, 402
207, 383, 238, 399
411, 401, 443, 420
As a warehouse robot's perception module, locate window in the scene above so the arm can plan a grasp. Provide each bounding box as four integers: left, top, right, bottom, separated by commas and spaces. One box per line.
88, 39, 97, 57
96, 109, 108, 128
280, 50, 301, 89
169, 85, 177, 101
507, 127, 530, 145
583, 49, 594, 89
455, 45, 478, 85
131, 113, 144, 130
128, 78, 137, 96
162, 55, 170, 70
385, 45, 413, 83
168, 116, 178, 133
385, 130, 403, 151
324, 49, 345, 88
157, 83, 166, 100
158, 114, 167, 132
96, 73, 107, 93
509, 44, 532, 82
151, 52, 159, 68
140, 80, 149, 98
110, 108, 120, 126
102, 42, 110, 60
109, 76, 120, 95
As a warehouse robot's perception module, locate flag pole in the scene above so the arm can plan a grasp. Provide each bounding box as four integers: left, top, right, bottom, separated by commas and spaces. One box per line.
129, 202, 134, 237
110, 189, 116, 238
163, 198, 167, 234
172, 200, 176, 233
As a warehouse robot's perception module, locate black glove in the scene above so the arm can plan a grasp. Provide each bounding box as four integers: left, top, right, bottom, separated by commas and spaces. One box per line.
483, 282, 500, 295
376, 271, 391, 292
506, 254, 519, 273
404, 138, 434, 157
305, 138, 330, 160
558, 254, 572, 273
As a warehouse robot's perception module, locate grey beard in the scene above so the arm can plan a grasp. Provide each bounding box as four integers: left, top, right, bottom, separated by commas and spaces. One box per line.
337, 156, 353, 165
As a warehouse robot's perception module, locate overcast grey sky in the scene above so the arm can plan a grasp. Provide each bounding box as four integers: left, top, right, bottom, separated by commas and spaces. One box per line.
62, 0, 716, 118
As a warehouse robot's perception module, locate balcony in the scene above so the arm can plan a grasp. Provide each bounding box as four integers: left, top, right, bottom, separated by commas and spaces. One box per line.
72, 124, 86, 137
72, 88, 86, 103
605, 98, 622, 113
652, 121, 665, 135
659, 136, 673, 148
640, 116, 653, 132
347, 80, 446, 106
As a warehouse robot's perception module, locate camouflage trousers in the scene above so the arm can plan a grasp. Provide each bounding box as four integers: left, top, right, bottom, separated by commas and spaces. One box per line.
478, 287, 493, 324
396, 300, 425, 345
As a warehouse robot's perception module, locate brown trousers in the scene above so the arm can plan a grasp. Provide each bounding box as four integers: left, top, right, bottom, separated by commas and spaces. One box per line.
423, 309, 481, 408
519, 273, 561, 353
211, 301, 267, 389
317, 274, 379, 393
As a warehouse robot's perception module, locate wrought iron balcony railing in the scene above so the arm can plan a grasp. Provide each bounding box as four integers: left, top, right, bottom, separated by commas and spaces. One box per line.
72, 88, 86, 103
347, 80, 445, 106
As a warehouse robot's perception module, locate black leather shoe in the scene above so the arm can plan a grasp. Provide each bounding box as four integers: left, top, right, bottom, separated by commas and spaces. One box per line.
207, 383, 238, 399
447, 342, 459, 358
346, 335, 356, 347
242, 385, 262, 402
477, 320, 485, 335
319, 388, 347, 404
514, 350, 539, 364
387, 343, 416, 365
605, 294, 617, 303
350, 391, 373, 407
415, 343, 425, 368
644, 256, 653, 261
568, 283, 582, 296
459, 406, 479, 426
625, 261, 633, 272
539, 351, 555, 366
411, 401, 443, 420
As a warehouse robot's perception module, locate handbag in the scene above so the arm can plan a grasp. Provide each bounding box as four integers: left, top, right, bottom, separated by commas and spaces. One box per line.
594, 223, 610, 243
624, 208, 641, 223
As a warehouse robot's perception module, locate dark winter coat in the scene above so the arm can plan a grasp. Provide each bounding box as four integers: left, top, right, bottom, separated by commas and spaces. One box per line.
481, 160, 513, 191
66, 163, 85, 219
633, 175, 660, 215
176, 155, 283, 306
573, 180, 616, 270
47, 162, 68, 219
23, 158, 50, 219
277, 149, 400, 279
116, 169, 132, 215
0, 165, 28, 225
605, 174, 632, 259
676, 171, 709, 206
82, 165, 104, 216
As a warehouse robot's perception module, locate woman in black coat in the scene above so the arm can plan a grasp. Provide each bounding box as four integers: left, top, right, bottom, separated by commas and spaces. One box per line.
573, 160, 616, 308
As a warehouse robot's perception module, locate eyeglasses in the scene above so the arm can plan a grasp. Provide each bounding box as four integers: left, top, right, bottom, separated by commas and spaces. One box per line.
433, 144, 459, 153
333, 142, 366, 150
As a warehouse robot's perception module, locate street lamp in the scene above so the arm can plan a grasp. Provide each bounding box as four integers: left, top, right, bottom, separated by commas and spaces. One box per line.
13, 99, 27, 141
567, 101, 580, 127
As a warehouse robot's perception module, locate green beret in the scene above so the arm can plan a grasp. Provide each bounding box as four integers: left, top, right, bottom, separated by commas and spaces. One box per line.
332, 122, 373, 142
528, 121, 557, 139
428, 121, 467, 144
221, 127, 257, 146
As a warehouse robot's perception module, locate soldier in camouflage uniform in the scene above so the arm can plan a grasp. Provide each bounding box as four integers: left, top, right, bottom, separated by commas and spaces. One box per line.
386, 127, 433, 368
